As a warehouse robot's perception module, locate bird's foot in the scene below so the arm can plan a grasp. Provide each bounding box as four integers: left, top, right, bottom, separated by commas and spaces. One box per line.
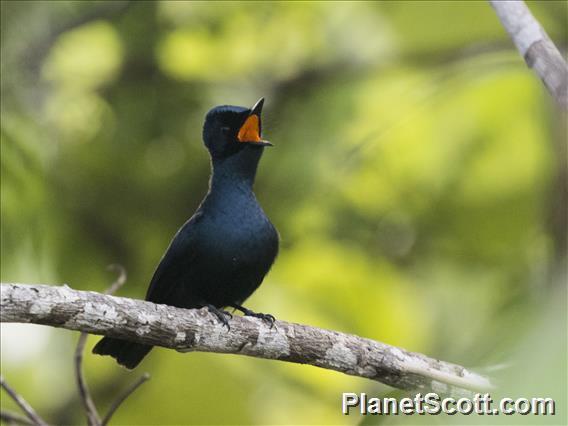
205, 304, 232, 331
231, 304, 276, 329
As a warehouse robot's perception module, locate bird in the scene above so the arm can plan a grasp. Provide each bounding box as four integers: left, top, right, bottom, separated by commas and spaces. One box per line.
93, 98, 279, 369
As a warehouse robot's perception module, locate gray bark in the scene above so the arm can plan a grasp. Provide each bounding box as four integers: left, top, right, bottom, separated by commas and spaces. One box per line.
489, 0, 568, 110
1, 283, 492, 394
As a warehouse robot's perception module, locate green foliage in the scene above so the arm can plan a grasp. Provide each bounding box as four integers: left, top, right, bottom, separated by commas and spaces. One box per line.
1, 1, 566, 425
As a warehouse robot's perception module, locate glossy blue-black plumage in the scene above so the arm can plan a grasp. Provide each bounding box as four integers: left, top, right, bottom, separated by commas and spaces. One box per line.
146, 144, 279, 308
93, 103, 279, 368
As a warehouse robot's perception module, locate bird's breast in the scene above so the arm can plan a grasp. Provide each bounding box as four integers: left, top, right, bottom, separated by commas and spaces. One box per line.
200, 198, 278, 267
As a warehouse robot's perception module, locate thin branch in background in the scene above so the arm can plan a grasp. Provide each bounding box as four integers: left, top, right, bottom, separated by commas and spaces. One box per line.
489, 0, 568, 109
74, 333, 101, 426
0, 376, 48, 426
0, 410, 34, 426
101, 373, 151, 426
100, 266, 151, 422
74, 264, 128, 426
490, 0, 568, 286
104, 264, 127, 296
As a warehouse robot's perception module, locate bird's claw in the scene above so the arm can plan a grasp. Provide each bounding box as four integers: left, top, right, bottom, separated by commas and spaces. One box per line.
205, 305, 232, 331
231, 304, 276, 329
249, 312, 276, 328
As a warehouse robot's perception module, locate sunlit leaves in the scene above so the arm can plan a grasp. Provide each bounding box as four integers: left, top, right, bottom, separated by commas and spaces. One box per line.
156, 2, 394, 82
43, 21, 123, 90
40, 21, 123, 143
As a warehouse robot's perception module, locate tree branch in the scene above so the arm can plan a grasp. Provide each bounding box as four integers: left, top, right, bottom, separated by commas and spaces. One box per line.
74, 264, 128, 426
0, 375, 48, 426
0, 283, 492, 395
489, 0, 568, 109
0, 410, 34, 426
101, 373, 150, 426
74, 333, 101, 426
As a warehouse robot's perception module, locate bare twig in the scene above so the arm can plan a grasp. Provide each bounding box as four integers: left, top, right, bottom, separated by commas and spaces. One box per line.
104, 264, 127, 296
489, 0, 568, 109
1, 283, 493, 394
74, 265, 128, 426
101, 373, 150, 426
0, 376, 48, 426
74, 333, 101, 426
0, 410, 34, 426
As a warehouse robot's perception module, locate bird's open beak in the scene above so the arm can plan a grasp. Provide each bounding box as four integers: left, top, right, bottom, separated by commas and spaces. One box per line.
237, 98, 272, 146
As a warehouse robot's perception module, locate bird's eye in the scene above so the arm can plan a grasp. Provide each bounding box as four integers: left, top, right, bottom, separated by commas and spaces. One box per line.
221, 127, 230, 136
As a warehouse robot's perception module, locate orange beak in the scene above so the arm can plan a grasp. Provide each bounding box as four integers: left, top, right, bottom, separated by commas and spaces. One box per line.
237, 98, 272, 146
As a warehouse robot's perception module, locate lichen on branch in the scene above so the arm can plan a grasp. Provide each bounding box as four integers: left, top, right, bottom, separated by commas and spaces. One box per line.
0, 283, 492, 394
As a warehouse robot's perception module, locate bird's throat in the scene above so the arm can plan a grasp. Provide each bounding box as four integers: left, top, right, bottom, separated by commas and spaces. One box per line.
210, 145, 264, 191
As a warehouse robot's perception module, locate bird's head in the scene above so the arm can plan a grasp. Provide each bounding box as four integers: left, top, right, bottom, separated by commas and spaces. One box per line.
202, 98, 272, 158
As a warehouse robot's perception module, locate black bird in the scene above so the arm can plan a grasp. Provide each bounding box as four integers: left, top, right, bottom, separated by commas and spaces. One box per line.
93, 98, 279, 369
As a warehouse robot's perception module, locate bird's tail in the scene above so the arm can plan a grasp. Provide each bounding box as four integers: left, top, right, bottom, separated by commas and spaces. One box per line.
92, 337, 152, 370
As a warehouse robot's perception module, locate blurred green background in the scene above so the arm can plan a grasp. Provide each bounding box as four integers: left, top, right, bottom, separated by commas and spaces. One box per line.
1, 1, 566, 425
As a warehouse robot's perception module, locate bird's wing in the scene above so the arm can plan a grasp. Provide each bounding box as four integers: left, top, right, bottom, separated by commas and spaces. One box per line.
144, 212, 203, 305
